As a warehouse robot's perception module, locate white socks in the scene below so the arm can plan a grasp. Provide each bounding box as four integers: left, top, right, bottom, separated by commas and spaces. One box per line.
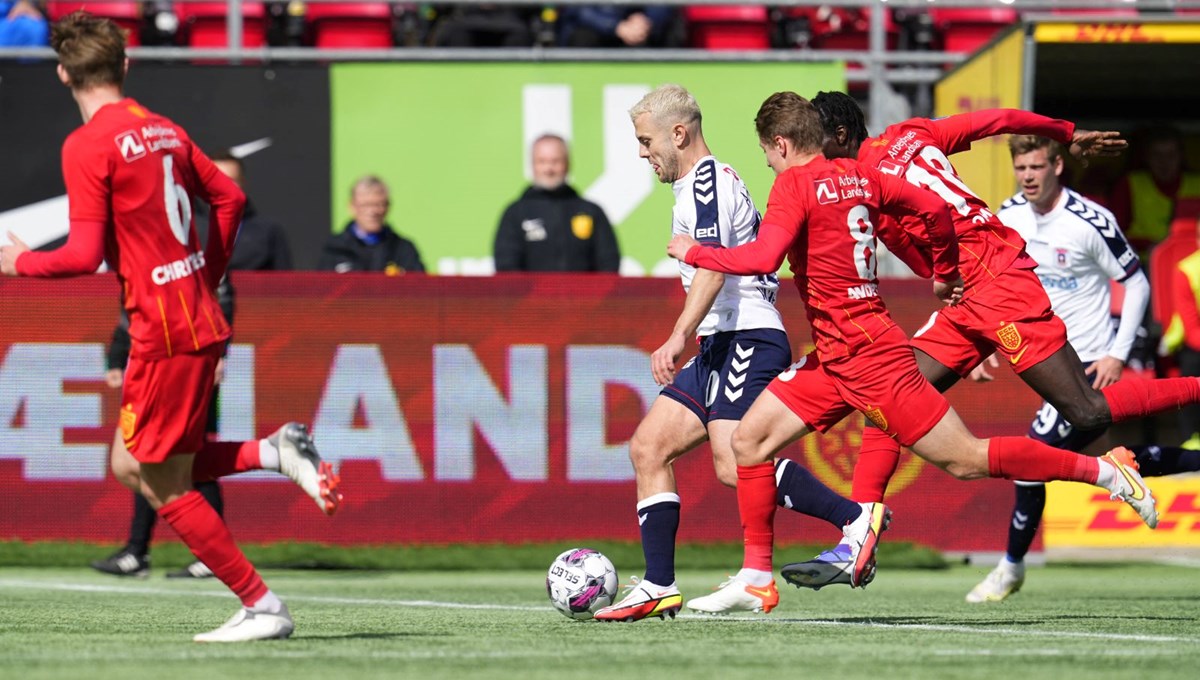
259, 439, 280, 471
249, 590, 284, 614
736, 568, 773, 587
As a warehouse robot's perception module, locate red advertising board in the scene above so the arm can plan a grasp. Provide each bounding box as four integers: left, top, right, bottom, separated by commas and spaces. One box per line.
0, 274, 1045, 553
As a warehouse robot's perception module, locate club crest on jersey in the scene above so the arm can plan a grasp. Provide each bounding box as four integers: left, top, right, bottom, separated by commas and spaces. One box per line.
114, 131, 146, 162
119, 403, 137, 442
1056, 248, 1069, 266
863, 406, 888, 431
996, 322, 1023, 351
815, 178, 839, 204
571, 214, 594, 240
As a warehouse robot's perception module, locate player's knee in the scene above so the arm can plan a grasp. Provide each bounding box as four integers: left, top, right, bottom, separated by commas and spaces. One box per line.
730, 425, 768, 465
627, 430, 665, 472
943, 458, 988, 480
1059, 402, 1109, 431
713, 461, 737, 488
110, 456, 140, 492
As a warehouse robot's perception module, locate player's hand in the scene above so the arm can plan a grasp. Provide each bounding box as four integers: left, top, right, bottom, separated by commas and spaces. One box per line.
1, 231, 31, 276
651, 332, 688, 386
968, 353, 1000, 382
933, 276, 964, 306
1069, 130, 1128, 166
667, 235, 699, 262
1086, 356, 1124, 389
214, 357, 226, 385
104, 368, 124, 389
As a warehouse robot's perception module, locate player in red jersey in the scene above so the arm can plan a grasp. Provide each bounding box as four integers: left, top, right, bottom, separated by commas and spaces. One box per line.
666, 92, 1157, 613
779, 92, 1200, 590
0, 12, 341, 642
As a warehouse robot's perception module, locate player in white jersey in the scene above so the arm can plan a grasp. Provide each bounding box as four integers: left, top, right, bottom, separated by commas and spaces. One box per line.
595, 85, 876, 621
966, 135, 1200, 602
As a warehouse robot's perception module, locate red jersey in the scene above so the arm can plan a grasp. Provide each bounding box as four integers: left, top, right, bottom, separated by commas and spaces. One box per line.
686, 156, 958, 361
858, 110, 1075, 291
19, 98, 244, 360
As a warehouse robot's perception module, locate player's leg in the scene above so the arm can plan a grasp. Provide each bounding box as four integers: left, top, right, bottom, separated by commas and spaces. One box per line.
966, 400, 1106, 603
167, 480, 223, 579
121, 347, 292, 642
595, 396, 705, 622
851, 344, 964, 503
1132, 444, 1200, 476
191, 424, 342, 515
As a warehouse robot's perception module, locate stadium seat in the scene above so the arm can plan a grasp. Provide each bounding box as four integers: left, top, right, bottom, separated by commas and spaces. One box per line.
46, 2, 143, 46
786, 7, 898, 52
175, 2, 267, 48
928, 8, 1017, 54
305, 2, 394, 49
684, 6, 770, 50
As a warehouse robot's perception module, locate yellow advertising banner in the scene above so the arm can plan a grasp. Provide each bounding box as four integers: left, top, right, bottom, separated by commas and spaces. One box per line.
1044, 477, 1200, 548
933, 27, 1024, 211
1035, 22, 1200, 44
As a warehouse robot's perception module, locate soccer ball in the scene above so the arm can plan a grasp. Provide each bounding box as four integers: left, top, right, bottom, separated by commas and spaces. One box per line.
545, 548, 618, 620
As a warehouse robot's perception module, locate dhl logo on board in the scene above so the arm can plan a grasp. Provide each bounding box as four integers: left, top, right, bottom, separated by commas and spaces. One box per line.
1035, 22, 1200, 44
1044, 478, 1200, 547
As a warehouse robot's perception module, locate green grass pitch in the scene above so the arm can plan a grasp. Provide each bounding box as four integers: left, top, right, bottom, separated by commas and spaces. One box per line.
1, 562, 1198, 679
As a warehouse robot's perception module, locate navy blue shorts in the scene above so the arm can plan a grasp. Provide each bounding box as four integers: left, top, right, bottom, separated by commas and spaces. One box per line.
1026, 361, 1106, 451
662, 328, 791, 424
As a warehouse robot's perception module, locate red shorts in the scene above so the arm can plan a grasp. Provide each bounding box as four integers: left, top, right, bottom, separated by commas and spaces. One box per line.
910, 266, 1066, 377
765, 330, 950, 447
120, 344, 221, 464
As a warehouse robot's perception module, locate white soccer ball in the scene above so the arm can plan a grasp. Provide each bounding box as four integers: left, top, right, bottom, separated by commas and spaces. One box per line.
545, 548, 619, 620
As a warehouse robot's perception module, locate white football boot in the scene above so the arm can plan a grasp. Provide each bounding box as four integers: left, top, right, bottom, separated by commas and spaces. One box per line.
193, 605, 294, 643
685, 576, 779, 614
1099, 447, 1157, 529
966, 560, 1026, 603
269, 423, 342, 516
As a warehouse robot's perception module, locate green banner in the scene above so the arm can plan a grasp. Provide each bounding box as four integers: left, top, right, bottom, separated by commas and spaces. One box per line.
331, 62, 845, 275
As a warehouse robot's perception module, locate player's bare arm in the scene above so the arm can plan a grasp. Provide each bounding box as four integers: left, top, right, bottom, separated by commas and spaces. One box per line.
0, 231, 30, 276
652, 268, 724, 386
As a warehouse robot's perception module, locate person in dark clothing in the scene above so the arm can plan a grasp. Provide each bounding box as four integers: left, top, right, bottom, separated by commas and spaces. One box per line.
211, 151, 292, 272
319, 175, 425, 274
494, 134, 621, 272
558, 6, 680, 48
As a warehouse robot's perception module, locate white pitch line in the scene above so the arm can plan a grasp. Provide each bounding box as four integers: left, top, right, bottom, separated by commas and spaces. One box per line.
1, 578, 1195, 645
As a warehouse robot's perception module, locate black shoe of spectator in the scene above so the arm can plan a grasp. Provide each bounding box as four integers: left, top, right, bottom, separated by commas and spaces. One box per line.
166, 560, 214, 579
90, 549, 150, 578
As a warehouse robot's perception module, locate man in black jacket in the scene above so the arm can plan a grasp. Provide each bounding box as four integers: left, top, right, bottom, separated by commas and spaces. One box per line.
319, 175, 424, 275
494, 135, 621, 272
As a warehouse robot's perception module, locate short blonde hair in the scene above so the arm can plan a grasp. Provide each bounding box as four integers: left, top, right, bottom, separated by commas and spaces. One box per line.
629, 84, 702, 129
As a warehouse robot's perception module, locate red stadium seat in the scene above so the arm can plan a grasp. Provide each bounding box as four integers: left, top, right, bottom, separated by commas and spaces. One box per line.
46, 2, 143, 46
684, 6, 770, 50
786, 7, 897, 52
305, 2, 394, 49
929, 8, 1017, 54
175, 2, 267, 48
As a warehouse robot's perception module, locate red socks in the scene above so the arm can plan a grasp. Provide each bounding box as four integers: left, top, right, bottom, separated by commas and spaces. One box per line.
158, 490, 268, 607
1101, 377, 1200, 423
737, 462, 777, 572
852, 427, 900, 503
987, 437, 1099, 484
191, 441, 262, 482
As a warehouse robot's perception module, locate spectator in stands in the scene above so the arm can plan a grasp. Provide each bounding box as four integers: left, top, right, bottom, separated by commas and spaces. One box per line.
0, 1, 48, 46
1165, 216, 1200, 446
319, 175, 425, 274
1109, 126, 1200, 258
558, 5, 681, 48
431, 5, 538, 47
494, 134, 620, 272
210, 151, 293, 271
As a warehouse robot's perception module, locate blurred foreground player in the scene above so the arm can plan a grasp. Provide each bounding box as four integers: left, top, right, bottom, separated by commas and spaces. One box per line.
0, 12, 341, 642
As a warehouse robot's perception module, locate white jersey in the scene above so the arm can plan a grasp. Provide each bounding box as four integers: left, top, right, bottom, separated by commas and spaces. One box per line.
998, 188, 1143, 362
672, 156, 784, 336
